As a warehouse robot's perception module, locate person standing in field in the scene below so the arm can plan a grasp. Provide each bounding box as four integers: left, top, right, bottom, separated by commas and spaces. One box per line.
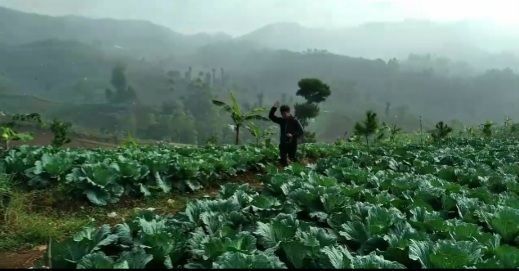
269, 101, 304, 166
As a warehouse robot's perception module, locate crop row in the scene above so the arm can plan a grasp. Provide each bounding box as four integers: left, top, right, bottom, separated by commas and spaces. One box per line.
0, 143, 343, 205
38, 137, 519, 268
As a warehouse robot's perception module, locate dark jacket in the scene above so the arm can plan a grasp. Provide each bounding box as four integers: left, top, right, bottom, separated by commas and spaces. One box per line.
269, 107, 304, 144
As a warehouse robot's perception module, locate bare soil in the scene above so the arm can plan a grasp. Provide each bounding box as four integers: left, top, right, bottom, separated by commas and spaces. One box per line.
0, 245, 46, 269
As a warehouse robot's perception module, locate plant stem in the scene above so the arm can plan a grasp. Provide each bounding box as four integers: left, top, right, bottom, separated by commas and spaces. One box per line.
235, 125, 240, 145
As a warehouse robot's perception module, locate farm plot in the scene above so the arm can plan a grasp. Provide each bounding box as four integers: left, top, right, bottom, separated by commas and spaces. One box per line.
36, 138, 519, 269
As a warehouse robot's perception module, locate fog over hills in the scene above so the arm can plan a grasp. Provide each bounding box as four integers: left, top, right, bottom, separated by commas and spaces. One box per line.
1, 5, 519, 144
239, 21, 519, 72
0, 6, 231, 59
2, 6, 518, 71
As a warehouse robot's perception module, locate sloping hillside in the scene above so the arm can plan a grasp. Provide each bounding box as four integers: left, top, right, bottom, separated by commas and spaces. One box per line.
0, 6, 230, 58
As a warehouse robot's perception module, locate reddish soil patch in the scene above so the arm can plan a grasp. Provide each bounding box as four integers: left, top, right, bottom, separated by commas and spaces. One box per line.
10, 130, 117, 149
0, 246, 46, 269
229, 170, 264, 189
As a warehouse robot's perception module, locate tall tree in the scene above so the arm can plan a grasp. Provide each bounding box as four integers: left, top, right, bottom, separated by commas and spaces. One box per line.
294, 78, 331, 142
105, 64, 138, 104
111, 63, 127, 93
296, 79, 331, 103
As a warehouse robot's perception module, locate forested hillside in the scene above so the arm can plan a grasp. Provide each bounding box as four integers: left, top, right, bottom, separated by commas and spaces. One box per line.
1, 6, 519, 144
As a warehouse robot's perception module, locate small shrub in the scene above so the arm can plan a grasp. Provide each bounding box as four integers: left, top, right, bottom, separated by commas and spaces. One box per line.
430, 121, 453, 142
121, 133, 139, 148
354, 110, 379, 146
482, 121, 493, 138
50, 120, 72, 147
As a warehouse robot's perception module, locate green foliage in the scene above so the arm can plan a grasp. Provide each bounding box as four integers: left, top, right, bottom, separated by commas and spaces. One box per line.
296, 78, 331, 104
105, 64, 138, 104
354, 111, 379, 146
0, 127, 33, 150
302, 131, 317, 143
245, 122, 275, 146
11, 113, 42, 124
0, 173, 13, 220
2, 143, 331, 205
482, 121, 493, 138
377, 123, 403, 143
294, 103, 319, 128
295, 78, 331, 127
212, 92, 268, 145
32, 136, 519, 268
205, 135, 219, 146
0, 112, 40, 149
50, 119, 72, 147
389, 124, 402, 141
121, 133, 140, 148
294, 78, 331, 143
430, 121, 453, 142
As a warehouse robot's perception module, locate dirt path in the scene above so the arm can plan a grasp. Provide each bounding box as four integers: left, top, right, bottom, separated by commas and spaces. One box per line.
0, 245, 46, 269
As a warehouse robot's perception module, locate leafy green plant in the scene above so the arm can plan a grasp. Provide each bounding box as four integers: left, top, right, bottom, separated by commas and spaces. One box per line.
482, 121, 493, 138
0, 112, 40, 150
3, 143, 340, 205
430, 121, 453, 142
389, 124, 402, 141
354, 111, 379, 146
121, 133, 139, 148
376, 122, 401, 142
212, 92, 269, 145
376, 122, 390, 142
50, 119, 72, 147
0, 173, 13, 222
11, 113, 42, 124
205, 135, 218, 146
245, 122, 275, 146
1, 127, 33, 150
31, 136, 519, 269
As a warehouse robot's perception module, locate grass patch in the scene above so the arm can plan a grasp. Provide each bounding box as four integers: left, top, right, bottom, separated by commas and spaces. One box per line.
0, 170, 260, 252
0, 191, 91, 251
0, 189, 195, 251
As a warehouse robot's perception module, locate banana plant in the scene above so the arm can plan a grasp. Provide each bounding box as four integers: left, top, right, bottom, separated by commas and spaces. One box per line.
1, 126, 33, 150
246, 122, 275, 146
212, 92, 269, 145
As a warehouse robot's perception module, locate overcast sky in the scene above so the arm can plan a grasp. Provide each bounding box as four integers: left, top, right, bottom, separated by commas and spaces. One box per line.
1, 0, 518, 35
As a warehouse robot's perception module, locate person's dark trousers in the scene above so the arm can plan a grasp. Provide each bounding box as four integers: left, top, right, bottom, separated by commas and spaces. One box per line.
279, 142, 298, 166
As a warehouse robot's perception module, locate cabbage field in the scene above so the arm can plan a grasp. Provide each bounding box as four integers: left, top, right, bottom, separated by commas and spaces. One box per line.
1, 144, 338, 206
12, 137, 518, 269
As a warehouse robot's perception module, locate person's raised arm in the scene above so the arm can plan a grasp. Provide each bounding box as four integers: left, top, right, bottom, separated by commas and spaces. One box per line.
269, 101, 282, 124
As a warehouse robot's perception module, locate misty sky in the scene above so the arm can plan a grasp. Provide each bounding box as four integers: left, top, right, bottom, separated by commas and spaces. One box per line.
1, 0, 518, 35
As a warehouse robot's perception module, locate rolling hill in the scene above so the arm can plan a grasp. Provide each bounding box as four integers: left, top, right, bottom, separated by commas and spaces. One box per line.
0, 6, 231, 59
238, 21, 519, 71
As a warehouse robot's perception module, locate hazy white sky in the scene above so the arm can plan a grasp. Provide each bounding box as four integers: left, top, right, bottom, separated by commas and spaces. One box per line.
1, 0, 518, 35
